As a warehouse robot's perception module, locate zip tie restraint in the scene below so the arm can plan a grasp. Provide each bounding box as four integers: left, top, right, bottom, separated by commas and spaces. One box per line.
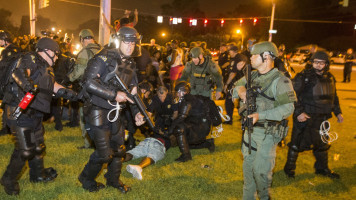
319, 120, 338, 144
107, 100, 122, 122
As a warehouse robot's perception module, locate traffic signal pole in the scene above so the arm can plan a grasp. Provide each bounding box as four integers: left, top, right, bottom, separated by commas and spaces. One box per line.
29, 0, 36, 36
268, 1, 276, 42
99, 0, 111, 46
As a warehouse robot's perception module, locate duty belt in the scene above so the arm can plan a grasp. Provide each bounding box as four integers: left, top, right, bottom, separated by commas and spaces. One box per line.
254, 120, 283, 128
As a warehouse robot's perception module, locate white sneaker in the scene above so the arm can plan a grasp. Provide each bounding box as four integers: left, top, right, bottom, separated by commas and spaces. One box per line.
126, 165, 143, 180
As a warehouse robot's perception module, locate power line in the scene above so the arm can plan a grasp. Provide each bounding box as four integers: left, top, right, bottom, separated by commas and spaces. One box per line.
57, 0, 356, 24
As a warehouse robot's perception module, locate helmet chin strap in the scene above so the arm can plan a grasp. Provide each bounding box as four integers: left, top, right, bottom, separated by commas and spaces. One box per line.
43, 50, 56, 66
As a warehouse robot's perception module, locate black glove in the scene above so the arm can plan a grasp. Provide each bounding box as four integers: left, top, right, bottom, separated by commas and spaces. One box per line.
56, 88, 78, 101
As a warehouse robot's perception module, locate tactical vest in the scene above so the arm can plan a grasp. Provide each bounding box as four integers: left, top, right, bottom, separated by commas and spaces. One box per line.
189, 58, 213, 96
302, 72, 335, 114
29, 56, 55, 113
89, 49, 137, 109
251, 69, 283, 114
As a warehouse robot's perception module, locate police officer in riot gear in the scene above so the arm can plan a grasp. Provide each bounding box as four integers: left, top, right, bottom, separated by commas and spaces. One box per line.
0, 30, 20, 136
179, 47, 223, 100
167, 81, 215, 162
78, 27, 145, 193
284, 51, 344, 179
1, 37, 77, 195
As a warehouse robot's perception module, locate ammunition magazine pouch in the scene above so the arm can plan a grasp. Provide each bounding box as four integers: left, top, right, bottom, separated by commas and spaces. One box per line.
254, 119, 289, 139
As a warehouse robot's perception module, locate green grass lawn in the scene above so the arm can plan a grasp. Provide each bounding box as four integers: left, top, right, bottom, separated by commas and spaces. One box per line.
0, 98, 355, 199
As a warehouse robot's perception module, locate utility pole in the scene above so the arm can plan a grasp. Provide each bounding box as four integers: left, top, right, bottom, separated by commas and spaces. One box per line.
268, 1, 276, 42
29, 0, 36, 36
99, 0, 111, 46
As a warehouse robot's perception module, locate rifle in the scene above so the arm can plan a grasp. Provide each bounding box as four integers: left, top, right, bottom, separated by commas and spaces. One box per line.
241, 64, 257, 154
104, 64, 155, 131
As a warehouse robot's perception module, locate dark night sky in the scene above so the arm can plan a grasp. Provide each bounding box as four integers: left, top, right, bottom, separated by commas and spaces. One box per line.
0, 0, 253, 30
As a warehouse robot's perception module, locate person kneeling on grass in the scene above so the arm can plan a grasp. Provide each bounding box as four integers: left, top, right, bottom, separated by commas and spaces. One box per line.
124, 133, 176, 180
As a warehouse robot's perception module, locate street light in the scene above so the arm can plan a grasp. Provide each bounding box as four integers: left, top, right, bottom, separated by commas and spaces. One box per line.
161, 32, 166, 37
235, 29, 244, 50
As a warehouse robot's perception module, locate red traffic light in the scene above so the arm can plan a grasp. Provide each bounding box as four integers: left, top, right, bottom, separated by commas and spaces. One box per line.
253, 18, 257, 23
204, 19, 208, 24
240, 19, 243, 24
221, 19, 225, 24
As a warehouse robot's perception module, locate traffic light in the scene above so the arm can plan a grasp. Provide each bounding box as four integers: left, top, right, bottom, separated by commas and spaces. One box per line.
253, 18, 257, 26
39, 0, 49, 9
204, 19, 208, 27
221, 19, 225, 27
240, 19, 243, 26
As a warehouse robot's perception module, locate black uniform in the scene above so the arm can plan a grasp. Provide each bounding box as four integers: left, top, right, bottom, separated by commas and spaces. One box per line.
218, 51, 229, 83
343, 54, 354, 82
284, 68, 342, 178
225, 54, 247, 123
168, 94, 213, 162
0, 43, 21, 135
1, 52, 59, 195
78, 47, 139, 193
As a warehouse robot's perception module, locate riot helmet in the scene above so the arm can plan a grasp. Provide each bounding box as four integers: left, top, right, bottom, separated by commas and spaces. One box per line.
36, 37, 60, 65
115, 27, 142, 57
311, 51, 330, 72
0, 30, 12, 47
175, 81, 190, 93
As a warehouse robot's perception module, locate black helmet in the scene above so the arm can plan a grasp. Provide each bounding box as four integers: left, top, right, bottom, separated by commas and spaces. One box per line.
0, 30, 12, 43
116, 27, 142, 57
175, 81, 190, 93
36, 38, 60, 53
311, 51, 329, 63
138, 81, 153, 93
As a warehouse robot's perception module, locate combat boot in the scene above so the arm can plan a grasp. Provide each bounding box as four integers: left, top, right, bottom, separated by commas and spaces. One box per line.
175, 134, 192, 162
284, 149, 299, 178
105, 157, 131, 193
78, 161, 104, 192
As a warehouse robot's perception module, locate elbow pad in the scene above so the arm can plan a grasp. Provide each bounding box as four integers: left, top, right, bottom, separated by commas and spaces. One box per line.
12, 68, 34, 93
85, 80, 116, 101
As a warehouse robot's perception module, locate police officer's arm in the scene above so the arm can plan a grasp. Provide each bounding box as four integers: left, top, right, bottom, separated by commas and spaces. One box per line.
168, 101, 192, 135
178, 62, 192, 82
53, 82, 77, 101
258, 77, 296, 121
83, 58, 117, 101
331, 75, 343, 123
68, 49, 89, 82
12, 55, 36, 92
209, 61, 224, 97
292, 72, 308, 119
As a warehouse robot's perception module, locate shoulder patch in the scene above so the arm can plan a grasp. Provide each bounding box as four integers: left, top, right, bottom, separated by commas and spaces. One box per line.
98, 55, 107, 62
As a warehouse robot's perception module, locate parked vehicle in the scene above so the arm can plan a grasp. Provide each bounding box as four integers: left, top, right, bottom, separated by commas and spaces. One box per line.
290, 49, 309, 63
330, 54, 346, 64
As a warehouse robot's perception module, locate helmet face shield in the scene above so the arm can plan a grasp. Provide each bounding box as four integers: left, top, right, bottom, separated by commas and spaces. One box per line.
116, 27, 142, 57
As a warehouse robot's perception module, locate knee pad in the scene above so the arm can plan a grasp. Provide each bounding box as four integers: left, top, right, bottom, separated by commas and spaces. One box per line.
173, 124, 185, 137
35, 143, 46, 155
113, 145, 126, 158
20, 149, 35, 160
15, 127, 36, 159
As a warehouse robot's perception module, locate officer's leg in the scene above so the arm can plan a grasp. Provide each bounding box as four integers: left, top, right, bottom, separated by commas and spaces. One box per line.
0, 106, 10, 136
28, 124, 57, 182
105, 122, 131, 193
79, 126, 110, 192
284, 120, 305, 177
1, 123, 31, 195
241, 132, 257, 200
253, 131, 276, 200
174, 124, 192, 162
224, 92, 233, 124
124, 109, 137, 150
79, 109, 111, 192
188, 122, 215, 153
52, 98, 63, 131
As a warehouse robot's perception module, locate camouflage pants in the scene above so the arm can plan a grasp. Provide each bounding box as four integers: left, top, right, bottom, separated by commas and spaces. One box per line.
242, 127, 279, 200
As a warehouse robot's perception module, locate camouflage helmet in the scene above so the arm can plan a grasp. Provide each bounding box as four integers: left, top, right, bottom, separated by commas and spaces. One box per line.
190, 47, 204, 58
79, 29, 94, 39
250, 41, 278, 57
